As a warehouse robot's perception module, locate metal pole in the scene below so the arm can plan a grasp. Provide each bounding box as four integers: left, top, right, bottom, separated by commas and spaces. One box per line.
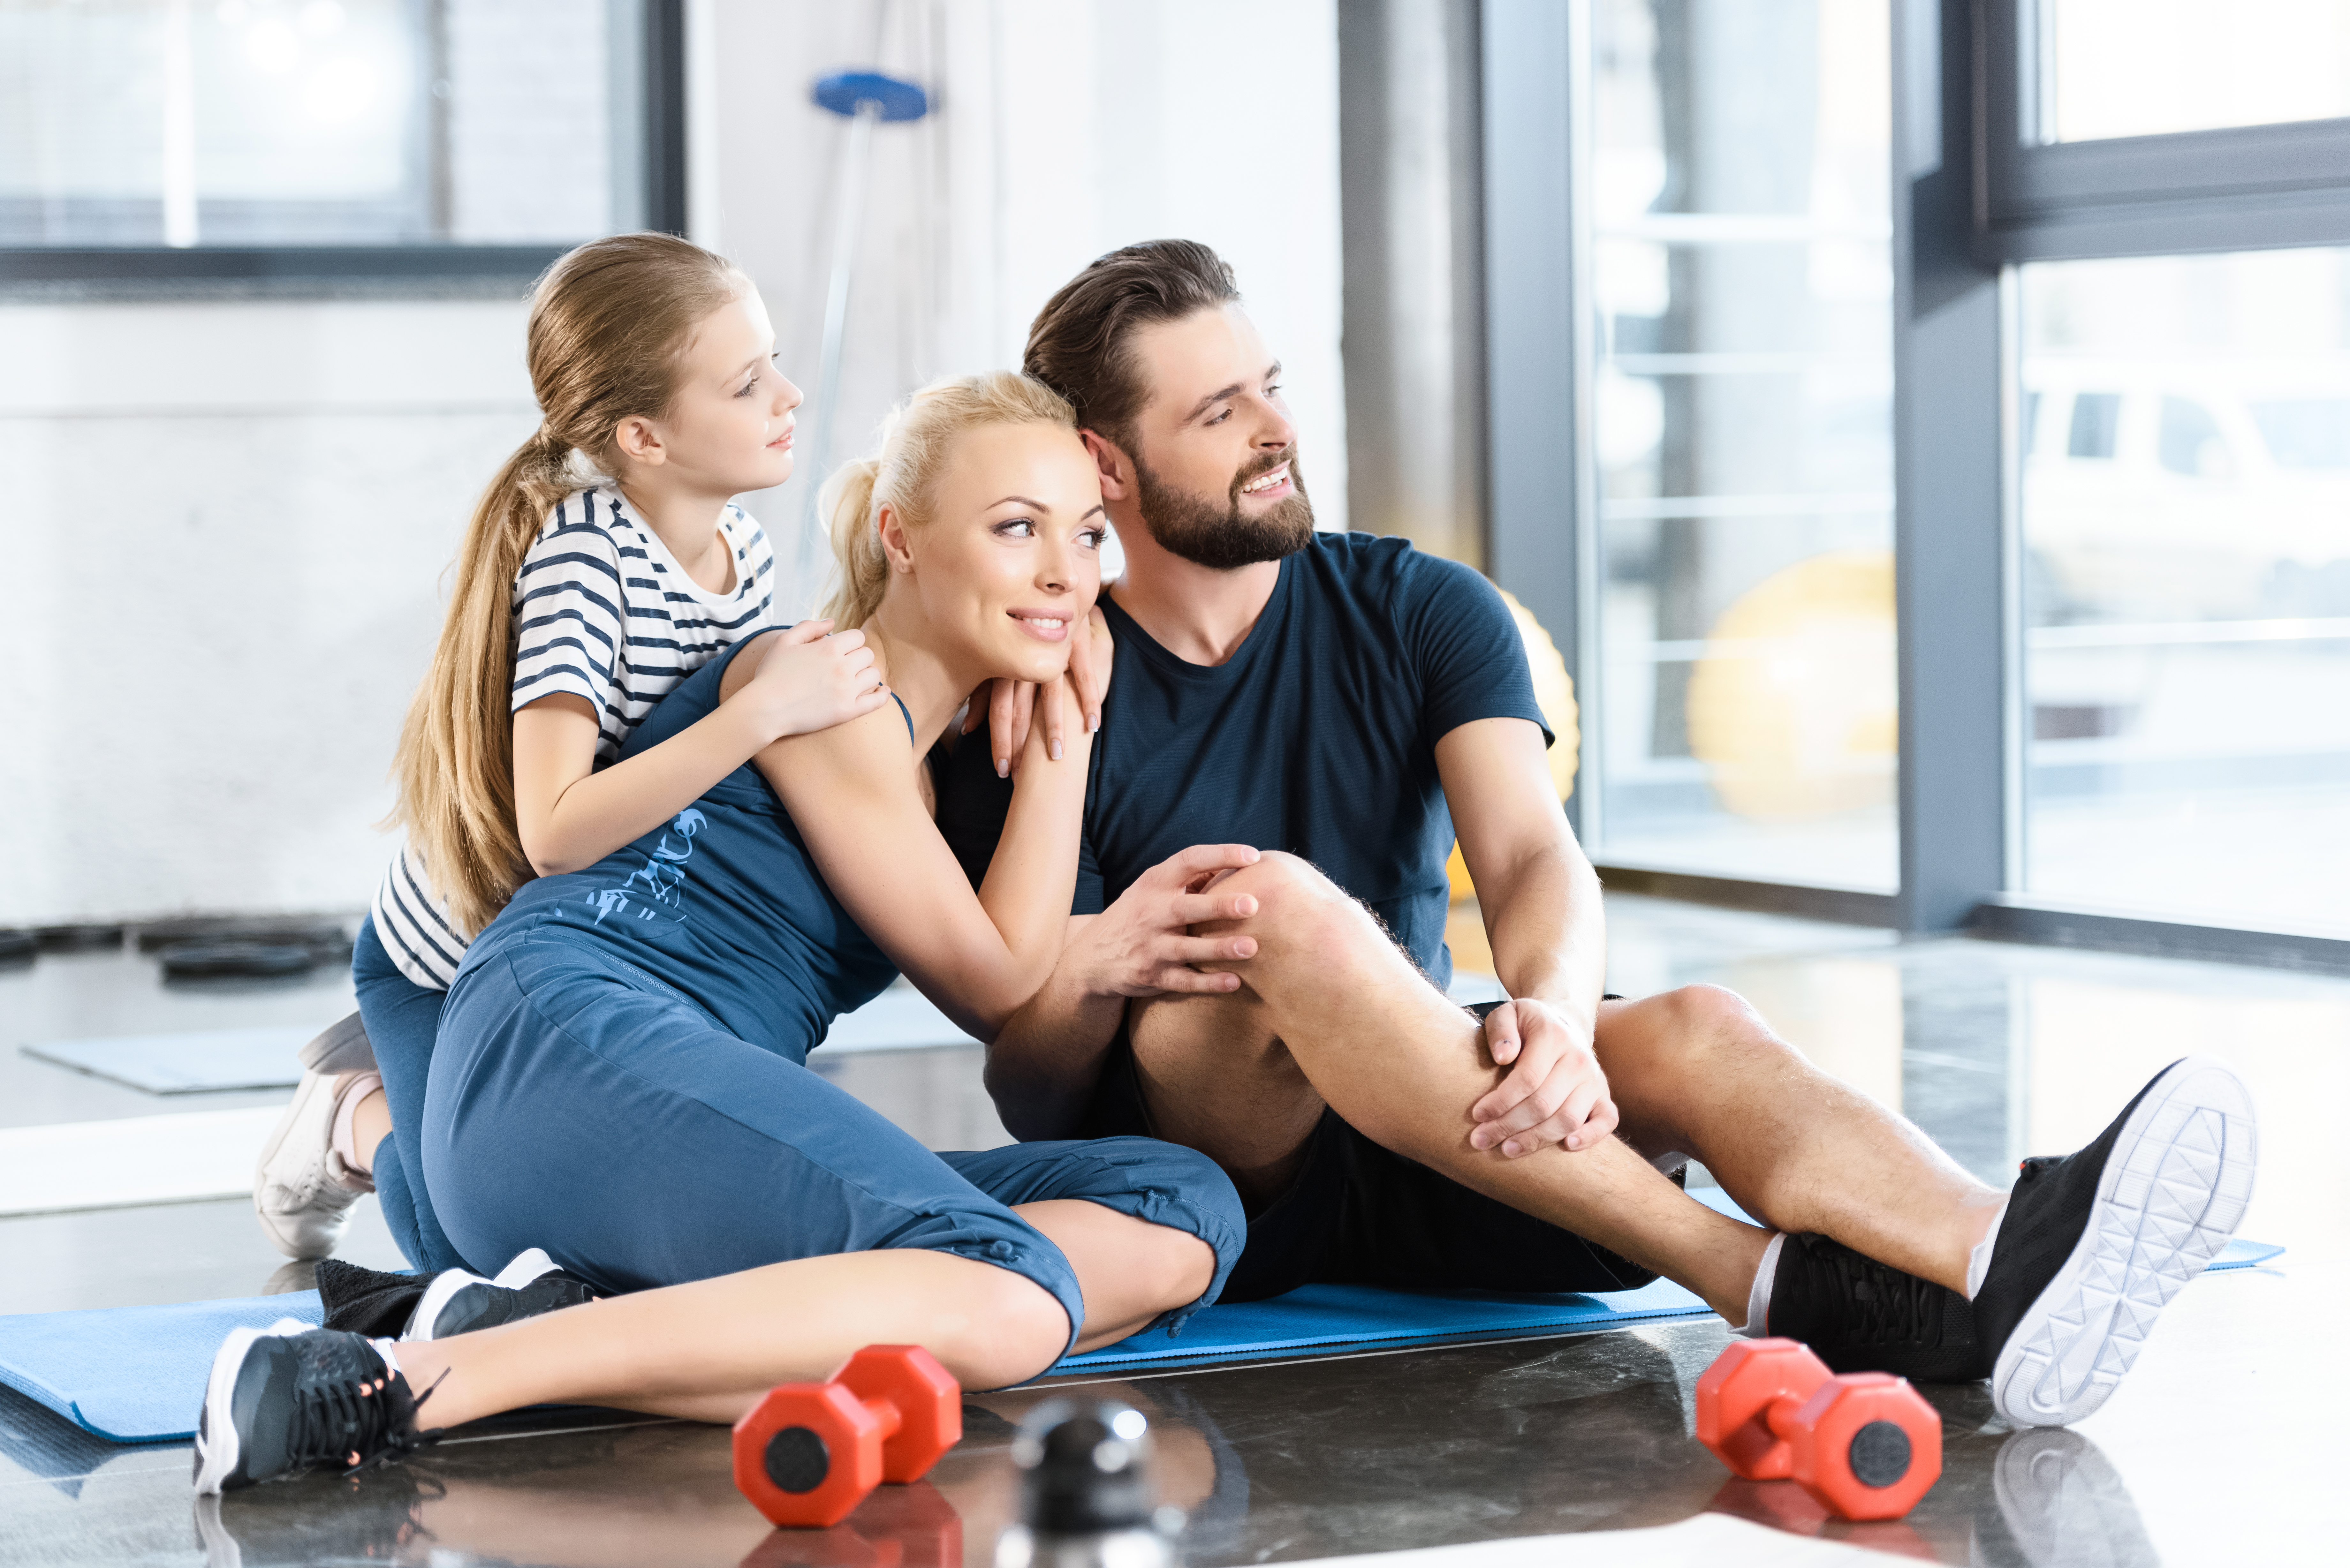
797, 96, 883, 600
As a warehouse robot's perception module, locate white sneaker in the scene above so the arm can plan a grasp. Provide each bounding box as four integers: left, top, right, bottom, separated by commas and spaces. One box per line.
252, 1067, 373, 1260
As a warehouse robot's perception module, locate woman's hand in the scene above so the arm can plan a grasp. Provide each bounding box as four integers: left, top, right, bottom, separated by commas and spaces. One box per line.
1066, 844, 1265, 999
965, 607, 1113, 776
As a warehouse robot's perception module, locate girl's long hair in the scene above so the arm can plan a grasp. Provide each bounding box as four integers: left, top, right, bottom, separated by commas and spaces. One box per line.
389, 232, 749, 937
817, 371, 1078, 631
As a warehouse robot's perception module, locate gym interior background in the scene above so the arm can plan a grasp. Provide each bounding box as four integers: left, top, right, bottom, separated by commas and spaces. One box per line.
1, 2, 2344, 1565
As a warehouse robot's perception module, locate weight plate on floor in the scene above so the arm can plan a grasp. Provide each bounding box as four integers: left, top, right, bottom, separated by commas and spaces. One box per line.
138, 918, 352, 958
35, 923, 125, 951
157, 940, 318, 979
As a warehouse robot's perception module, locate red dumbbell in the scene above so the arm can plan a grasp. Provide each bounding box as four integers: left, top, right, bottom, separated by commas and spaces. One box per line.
1694, 1338, 1941, 1521
734, 1346, 963, 1528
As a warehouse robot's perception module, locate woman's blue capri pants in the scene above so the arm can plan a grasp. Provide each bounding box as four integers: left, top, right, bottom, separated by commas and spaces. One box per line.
418, 933, 1247, 1354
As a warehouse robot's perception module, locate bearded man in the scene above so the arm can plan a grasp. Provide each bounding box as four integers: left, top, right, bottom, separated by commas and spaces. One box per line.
936, 240, 2254, 1429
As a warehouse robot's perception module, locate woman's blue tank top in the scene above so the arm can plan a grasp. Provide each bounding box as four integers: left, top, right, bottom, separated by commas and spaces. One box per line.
458, 636, 910, 1062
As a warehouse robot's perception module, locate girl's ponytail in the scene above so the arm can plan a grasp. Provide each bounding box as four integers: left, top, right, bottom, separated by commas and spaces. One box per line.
387, 233, 748, 937
389, 427, 579, 935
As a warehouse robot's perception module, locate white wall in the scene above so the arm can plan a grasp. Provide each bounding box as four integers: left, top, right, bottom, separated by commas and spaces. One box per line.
0, 300, 535, 925
0, 0, 1346, 926
709, 0, 1348, 614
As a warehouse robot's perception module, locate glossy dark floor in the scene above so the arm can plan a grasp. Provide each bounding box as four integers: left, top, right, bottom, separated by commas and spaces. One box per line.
2, 894, 2339, 1566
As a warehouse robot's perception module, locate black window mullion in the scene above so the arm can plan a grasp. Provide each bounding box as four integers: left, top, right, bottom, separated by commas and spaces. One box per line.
1977, 0, 2350, 262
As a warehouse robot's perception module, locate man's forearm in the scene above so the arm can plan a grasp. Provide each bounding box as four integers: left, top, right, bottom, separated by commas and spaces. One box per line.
1482, 840, 1607, 1030
981, 958, 1127, 1141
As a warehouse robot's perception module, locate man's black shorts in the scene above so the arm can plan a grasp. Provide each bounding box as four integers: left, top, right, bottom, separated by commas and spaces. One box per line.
1072, 998, 1672, 1302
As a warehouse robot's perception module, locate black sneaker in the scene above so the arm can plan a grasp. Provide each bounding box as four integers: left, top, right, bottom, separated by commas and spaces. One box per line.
1765, 1232, 1984, 1380
402, 1247, 596, 1341
191, 1321, 437, 1494
1974, 1055, 2256, 1428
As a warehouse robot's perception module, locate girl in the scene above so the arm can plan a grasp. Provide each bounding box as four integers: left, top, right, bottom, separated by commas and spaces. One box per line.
197, 373, 1258, 1493
255, 233, 889, 1272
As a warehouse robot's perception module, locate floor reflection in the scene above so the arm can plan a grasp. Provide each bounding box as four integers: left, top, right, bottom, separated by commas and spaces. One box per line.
171, 1333, 2174, 1568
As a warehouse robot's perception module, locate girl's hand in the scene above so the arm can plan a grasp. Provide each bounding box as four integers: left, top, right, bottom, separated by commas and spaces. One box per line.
742, 619, 890, 738
965, 607, 1115, 776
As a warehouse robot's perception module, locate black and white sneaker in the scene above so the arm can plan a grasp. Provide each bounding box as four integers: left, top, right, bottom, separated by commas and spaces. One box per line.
192, 1321, 437, 1494
1974, 1055, 2256, 1428
401, 1247, 596, 1341
1764, 1232, 1984, 1380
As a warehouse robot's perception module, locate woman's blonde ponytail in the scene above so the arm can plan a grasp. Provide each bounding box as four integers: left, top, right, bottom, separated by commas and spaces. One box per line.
814, 371, 1078, 634
387, 233, 749, 938
817, 457, 888, 631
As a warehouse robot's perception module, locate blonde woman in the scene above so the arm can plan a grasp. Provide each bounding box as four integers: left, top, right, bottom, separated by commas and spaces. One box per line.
197, 372, 1255, 1493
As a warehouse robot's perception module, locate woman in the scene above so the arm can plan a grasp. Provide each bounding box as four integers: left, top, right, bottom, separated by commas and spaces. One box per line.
196, 373, 1262, 1494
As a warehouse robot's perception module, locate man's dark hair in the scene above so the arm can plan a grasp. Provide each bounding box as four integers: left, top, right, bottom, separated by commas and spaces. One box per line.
1023, 239, 1240, 455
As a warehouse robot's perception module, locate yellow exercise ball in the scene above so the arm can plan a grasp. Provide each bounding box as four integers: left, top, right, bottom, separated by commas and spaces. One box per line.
1447, 588, 1580, 901
1686, 549, 1897, 821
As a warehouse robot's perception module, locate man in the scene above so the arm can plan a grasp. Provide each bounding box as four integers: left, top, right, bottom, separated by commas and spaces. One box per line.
938, 240, 2256, 1427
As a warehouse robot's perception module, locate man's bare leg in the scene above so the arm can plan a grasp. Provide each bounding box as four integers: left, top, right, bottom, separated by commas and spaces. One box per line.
1131, 853, 1997, 1315
1593, 986, 2004, 1291
1130, 864, 1770, 1320
1125, 985, 1326, 1210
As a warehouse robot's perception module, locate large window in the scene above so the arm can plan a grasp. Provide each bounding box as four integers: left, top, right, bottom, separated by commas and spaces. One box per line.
0, 0, 668, 268
1584, 0, 1897, 889
2036, 0, 2350, 144
1477, 0, 2350, 960
2018, 252, 2350, 934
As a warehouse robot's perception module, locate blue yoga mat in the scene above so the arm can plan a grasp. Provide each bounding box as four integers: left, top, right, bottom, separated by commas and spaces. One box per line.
0, 1236, 2285, 1445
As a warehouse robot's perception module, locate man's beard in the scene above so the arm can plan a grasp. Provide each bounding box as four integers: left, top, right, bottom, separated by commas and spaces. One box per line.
1131, 448, 1316, 570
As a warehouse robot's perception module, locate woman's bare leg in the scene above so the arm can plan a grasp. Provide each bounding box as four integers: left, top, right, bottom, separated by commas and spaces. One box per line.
1019, 1199, 1217, 1353
390, 1203, 1214, 1429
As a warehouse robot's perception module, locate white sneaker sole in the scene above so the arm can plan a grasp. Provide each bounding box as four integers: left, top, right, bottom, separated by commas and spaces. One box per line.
251, 1070, 352, 1261
191, 1318, 309, 1495
1990, 1056, 2258, 1428
298, 1011, 376, 1076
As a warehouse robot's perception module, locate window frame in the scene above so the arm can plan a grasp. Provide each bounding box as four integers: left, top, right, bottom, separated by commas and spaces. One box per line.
0, 0, 686, 287
1976, 0, 2350, 261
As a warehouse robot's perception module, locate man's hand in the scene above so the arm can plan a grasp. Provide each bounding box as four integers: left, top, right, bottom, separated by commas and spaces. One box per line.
1070, 844, 1267, 998
964, 606, 1111, 776
1468, 997, 1617, 1157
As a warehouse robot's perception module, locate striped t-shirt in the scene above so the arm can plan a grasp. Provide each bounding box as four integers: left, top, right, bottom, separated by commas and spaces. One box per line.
370, 484, 776, 989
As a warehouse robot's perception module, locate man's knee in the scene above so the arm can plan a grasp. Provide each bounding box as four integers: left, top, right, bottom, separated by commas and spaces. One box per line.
1661, 983, 1769, 1040
1609, 984, 1780, 1085
1217, 851, 1381, 959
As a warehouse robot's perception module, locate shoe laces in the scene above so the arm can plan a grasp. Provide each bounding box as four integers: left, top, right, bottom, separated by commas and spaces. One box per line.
1791, 1238, 1947, 1349
284, 1342, 441, 1479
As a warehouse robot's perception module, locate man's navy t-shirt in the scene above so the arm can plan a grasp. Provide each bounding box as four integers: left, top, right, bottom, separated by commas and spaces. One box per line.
936, 531, 1550, 991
